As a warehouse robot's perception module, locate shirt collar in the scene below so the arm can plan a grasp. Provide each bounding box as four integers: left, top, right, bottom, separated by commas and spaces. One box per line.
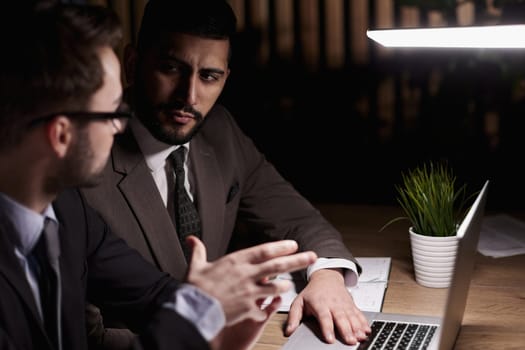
130, 117, 190, 173
0, 192, 57, 256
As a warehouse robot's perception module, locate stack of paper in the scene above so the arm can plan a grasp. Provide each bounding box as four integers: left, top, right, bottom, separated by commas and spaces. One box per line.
263, 257, 391, 313
478, 214, 525, 258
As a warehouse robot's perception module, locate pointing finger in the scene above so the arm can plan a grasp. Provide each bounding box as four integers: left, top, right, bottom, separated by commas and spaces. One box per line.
253, 251, 317, 281
238, 240, 300, 264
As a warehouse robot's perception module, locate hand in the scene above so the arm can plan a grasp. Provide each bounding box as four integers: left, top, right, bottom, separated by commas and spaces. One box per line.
210, 297, 282, 350
285, 269, 370, 344
185, 236, 317, 325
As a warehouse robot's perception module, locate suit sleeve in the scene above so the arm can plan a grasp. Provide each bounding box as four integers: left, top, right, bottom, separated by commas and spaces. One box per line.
209, 106, 360, 271
68, 189, 176, 331
54, 189, 209, 349
132, 308, 210, 350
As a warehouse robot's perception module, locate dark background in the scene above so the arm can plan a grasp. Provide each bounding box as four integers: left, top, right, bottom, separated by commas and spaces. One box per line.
218, 1, 525, 211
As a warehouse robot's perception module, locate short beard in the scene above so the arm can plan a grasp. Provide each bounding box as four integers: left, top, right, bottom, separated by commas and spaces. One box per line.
45, 126, 105, 193
132, 84, 205, 145
138, 108, 204, 145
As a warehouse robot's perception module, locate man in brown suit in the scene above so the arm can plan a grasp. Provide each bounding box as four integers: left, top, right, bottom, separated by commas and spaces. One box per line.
82, 0, 371, 348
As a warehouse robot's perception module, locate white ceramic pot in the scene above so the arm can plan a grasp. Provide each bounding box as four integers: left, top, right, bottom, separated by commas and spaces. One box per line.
409, 227, 459, 288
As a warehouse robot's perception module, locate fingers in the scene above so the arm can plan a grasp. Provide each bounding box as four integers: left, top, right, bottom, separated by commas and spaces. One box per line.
236, 240, 300, 264
335, 311, 369, 344
256, 279, 294, 298
262, 296, 282, 318
316, 310, 337, 343
186, 238, 316, 327
283, 269, 371, 345
285, 296, 304, 337
186, 235, 207, 266
212, 297, 284, 350
286, 296, 349, 344
252, 251, 317, 281
350, 310, 371, 340
331, 310, 356, 344
249, 295, 283, 322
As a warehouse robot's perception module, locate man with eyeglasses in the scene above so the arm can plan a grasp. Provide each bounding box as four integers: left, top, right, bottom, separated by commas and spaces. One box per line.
0, 2, 316, 350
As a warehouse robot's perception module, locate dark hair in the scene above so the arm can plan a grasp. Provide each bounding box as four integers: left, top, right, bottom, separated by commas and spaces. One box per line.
0, 3, 122, 150
137, 0, 237, 52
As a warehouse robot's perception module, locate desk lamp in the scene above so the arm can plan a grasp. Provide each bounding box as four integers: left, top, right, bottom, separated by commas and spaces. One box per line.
367, 24, 525, 49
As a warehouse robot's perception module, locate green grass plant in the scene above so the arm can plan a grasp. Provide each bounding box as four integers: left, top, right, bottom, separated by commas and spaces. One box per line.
383, 162, 469, 237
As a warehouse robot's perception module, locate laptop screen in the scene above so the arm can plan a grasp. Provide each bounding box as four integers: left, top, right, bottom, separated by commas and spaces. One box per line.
438, 180, 489, 350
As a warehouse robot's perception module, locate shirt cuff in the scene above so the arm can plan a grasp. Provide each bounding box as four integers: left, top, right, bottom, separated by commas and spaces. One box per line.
163, 284, 225, 341
306, 257, 359, 287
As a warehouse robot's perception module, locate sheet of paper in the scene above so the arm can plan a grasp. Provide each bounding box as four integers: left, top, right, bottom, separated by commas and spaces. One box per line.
478, 214, 525, 258
263, 257, 391, 313
348, 281, 388, 312
355, 257, 391, 282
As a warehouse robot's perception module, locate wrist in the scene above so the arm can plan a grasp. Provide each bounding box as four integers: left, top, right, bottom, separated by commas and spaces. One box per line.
310, 268, 345, 282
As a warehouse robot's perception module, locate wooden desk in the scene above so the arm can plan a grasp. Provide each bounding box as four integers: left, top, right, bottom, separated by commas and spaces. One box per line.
253, 204, 525, 350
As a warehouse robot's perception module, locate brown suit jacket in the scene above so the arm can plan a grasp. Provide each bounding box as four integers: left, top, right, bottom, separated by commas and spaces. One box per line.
82, 104, 358, 280
82, 104, 359, 349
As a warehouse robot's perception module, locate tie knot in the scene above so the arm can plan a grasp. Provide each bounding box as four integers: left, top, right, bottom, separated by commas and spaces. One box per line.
170, 147, 186, 174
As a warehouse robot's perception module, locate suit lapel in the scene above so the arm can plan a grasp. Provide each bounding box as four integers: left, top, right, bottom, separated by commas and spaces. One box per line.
113, 133, 188, 277
0, 214, 48, 337
190, 135, 226, 261
54, 212, 84, 350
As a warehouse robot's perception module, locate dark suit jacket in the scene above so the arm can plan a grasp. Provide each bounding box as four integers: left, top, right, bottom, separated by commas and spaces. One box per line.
0, 189, 208, 350
82, 104, 359, 281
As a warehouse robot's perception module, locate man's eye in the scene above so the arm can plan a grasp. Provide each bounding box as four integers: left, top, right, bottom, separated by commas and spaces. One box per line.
201, 73, 219, 82
159, 63, 180, 73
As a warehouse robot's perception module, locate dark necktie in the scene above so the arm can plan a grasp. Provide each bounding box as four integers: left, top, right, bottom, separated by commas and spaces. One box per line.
169, 147, 202, 261
28, 218, 59, 349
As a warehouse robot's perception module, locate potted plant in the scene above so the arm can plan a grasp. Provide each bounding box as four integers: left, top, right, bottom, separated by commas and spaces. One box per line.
383, 161, 472, 288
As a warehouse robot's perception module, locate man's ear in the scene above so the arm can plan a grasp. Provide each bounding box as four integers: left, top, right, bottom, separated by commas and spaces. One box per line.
123, 43, 137, 86
46, 116, 73, 158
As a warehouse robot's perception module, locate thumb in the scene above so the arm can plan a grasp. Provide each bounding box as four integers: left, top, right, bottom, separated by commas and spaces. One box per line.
285, 295, 304, 336
186, 235, 207, 267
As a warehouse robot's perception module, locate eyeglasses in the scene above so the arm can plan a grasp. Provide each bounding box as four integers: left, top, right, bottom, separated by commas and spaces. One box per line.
27, 109, 132, 133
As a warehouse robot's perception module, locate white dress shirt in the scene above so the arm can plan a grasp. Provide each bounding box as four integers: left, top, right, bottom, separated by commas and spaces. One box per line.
131, 117, 359, 286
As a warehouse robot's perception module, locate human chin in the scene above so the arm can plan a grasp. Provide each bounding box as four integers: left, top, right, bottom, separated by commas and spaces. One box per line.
82, 155, 110, 186
148, 115, 201, 145
79, 170, 106, 188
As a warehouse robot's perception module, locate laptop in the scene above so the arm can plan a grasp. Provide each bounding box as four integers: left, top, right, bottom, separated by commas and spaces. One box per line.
281, 180, 489, 350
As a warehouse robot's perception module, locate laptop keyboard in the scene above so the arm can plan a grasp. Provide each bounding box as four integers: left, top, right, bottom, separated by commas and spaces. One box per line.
357, 320, 438, 350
